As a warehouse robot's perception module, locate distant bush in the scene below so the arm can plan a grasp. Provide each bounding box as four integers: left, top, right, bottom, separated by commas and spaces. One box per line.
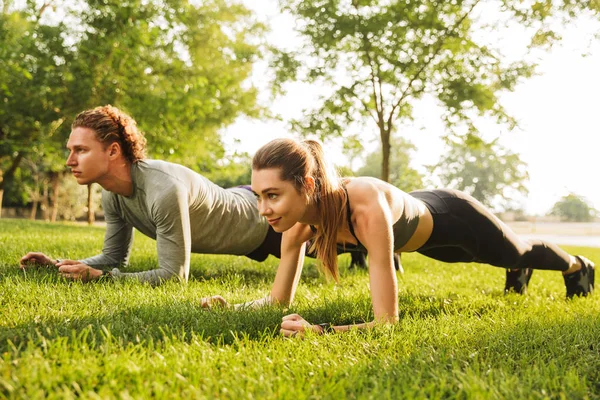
549, 194, 597, 222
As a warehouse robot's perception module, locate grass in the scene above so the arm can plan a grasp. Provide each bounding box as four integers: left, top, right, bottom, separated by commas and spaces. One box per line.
1, 218, 599, 399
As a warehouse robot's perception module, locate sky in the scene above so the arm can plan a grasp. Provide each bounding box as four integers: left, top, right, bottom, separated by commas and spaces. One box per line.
225, 1, 600, 216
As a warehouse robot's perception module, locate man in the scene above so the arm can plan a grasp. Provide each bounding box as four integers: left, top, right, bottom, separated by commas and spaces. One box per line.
20, 105, 284, 285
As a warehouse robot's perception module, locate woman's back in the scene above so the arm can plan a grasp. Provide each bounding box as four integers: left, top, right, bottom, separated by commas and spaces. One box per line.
344, 177, 433, 252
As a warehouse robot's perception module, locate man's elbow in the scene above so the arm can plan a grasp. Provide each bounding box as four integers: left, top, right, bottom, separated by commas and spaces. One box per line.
172, 268, 188, 283
159, 267, 188, 283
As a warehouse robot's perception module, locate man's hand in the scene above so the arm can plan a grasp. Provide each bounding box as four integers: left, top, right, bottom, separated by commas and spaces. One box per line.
280, 313, 322, 338
57, 261, 103, 282
19, 252, 57, 269
200, 295, 229, 309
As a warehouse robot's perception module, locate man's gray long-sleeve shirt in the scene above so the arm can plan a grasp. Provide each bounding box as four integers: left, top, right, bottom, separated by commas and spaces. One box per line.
80, 160, 269, 284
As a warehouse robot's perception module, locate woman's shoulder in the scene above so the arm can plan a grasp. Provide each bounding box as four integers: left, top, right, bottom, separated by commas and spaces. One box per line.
345, 176, 380, 189
345, 177, 392, 201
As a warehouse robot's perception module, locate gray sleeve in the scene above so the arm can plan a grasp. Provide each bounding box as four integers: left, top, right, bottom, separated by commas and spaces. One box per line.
109, 183, 191, 285
80, 192, 134, 268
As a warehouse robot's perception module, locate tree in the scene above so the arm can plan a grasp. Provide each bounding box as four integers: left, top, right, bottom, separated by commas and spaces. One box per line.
1, 0, 266, 220
204, 152, 253, 188
62, 0, 266, 222
550, 194, 597, 222
0, 6, 73, 217
67, 0, 264, 164
429, 133, 528, 210
356, 136, 422, 192
274, 0, 598, 182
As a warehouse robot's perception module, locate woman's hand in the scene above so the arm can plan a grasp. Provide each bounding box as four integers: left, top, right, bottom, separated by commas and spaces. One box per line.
200, 295, 229, 309
280, 313, 322, 337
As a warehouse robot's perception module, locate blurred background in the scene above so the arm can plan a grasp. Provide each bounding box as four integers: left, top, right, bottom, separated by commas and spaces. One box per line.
1, 0, 599, 232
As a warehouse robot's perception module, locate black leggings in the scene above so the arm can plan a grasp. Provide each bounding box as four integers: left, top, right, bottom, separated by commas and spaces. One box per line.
409, 189, 571, 271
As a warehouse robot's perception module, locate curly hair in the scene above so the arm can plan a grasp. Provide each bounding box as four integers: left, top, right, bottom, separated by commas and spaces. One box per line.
71, 105, 147, 163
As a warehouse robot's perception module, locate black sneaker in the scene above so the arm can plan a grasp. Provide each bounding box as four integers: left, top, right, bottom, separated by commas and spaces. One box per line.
349, 251, 367, 269
564, 256, 595, 298
394, 253, 404, 274
504, 268, 533, 294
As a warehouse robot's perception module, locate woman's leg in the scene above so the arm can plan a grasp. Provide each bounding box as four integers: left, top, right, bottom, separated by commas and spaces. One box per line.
417, 246, 475, 263
411, 189, 594, 296
414, 189, 570, 270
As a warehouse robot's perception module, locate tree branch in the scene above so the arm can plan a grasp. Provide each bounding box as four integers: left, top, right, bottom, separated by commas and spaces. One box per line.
387, 0, 482, 127
365, 45, 383, 124
352, 1, 385, 130
360, 98, 379, 126
38, 1, 52, 19
0, 151, 25, 191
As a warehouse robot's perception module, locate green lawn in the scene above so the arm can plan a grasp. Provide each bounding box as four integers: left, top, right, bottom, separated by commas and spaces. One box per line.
1, 219, 599, 399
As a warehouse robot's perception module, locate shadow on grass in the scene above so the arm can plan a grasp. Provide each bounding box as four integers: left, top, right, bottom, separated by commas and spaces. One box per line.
0, 254, 322, 288
188, 255, 327, 285
0, 284, 511, 355
0, 300, 285, 353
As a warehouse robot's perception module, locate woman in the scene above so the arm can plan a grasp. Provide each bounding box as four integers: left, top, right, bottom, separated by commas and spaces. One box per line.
204, 138, 594, 336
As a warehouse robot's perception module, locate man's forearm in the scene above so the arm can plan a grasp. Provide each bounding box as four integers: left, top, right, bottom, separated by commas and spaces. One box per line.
109, 267, 184, 285
79, 254, 123, 268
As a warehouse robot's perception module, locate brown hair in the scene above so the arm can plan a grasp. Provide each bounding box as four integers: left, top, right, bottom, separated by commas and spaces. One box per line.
71, 105, 147, 163
252, 138, 347, 280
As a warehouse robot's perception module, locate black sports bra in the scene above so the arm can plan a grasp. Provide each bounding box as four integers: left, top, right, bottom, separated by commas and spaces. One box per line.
310, 186, 421, 253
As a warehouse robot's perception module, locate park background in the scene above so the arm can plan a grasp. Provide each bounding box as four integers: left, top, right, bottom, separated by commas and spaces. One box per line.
2, 0, 600, 398
1, 0, 600, 227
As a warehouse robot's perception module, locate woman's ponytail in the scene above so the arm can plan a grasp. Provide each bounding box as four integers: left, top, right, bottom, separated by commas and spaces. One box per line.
302, 140, 346, 280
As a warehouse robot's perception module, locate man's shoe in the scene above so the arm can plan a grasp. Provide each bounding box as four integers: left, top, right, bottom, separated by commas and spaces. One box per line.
349, 251, 367, 269
564, 256, 595, 298
349, 252, 403, 273
504, 268, 533, 294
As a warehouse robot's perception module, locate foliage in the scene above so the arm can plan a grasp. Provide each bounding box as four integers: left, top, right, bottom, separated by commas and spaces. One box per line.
1, 0, 266, 218
429, 133, 528, 211
66, 0, 265, 166
550, 193, 597, 222
273, 0, 599, 182
3, 165, 100, 221
1, 220, 600, 397
356, 135, 423, 192
0, 8, 72, 193
204, 152, 253, 188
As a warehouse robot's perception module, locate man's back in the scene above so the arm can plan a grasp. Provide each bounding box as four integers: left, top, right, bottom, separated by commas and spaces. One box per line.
82, 160, 270, 283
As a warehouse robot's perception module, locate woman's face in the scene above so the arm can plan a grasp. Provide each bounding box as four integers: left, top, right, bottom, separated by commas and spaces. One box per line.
251, 167, 310, 232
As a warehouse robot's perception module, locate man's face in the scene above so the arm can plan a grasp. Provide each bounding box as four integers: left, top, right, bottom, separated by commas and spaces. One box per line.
66, 127, 112, 185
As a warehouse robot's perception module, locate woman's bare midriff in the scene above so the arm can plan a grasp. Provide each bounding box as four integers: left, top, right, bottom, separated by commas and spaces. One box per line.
397, 200, 433, 253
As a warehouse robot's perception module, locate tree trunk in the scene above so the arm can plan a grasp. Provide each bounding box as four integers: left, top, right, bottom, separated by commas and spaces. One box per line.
87, 183, 95, 225
2, 0, 11, 15
380, 128, 391, 183
30, 173, 40, 220
50, 172, 61, 222
30, 198, 39, 220
41, 179, 50, 221
0, 151, 25, 219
